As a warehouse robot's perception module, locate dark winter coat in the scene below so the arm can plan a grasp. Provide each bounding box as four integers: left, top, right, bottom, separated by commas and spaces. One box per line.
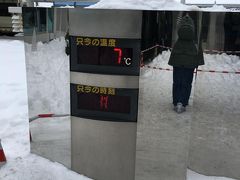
168, 15, 204, 68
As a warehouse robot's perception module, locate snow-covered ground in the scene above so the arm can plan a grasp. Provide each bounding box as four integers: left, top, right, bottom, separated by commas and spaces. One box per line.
0, 39, 239, 180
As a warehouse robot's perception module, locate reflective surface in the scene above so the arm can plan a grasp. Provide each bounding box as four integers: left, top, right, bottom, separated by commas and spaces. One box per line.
23, 8, 240, 180
189, 13, 240, 179
23, 7, 70, 168
137, 11, 240, 180
30, 116, 71, 168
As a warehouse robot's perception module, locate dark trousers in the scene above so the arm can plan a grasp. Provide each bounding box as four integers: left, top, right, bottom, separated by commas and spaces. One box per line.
172, 67, 195, 107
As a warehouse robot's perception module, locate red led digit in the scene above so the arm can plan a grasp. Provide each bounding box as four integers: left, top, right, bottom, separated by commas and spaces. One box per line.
100, 95, 109, 110
114, 48, 122, 64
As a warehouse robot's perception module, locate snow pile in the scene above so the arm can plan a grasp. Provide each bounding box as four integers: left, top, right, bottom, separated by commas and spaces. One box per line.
202, 4, 229, 12
201, 53, 240, 71
146, 50, 240, 72
88, 0, 200, 11
34, 2, 53, 8
88, 0, 240, 12
25, 37, 70, 118
59, 5, 75, 8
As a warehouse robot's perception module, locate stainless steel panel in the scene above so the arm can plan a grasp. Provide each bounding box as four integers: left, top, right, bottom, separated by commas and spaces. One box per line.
23, 8, 71, 168
70, 71, 139, 89
135, 71, 190, 180
71, 116, 137, 180
189, 66, 240, 180
31, 117, 71, 168
69, 9, 142, 39
24, 33, 51, 44
54, 8, 69, 34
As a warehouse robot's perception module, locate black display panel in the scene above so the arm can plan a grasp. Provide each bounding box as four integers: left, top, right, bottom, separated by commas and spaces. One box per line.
78, 93, 130, 114
71, 84, 138, 122
70, 36, 141, 75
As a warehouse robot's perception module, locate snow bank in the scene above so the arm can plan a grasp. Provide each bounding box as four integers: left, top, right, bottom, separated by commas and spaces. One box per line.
88, 0, 200, 11
147, 50, 240, 72
88, 0, 240, 12
201, 4, 229, 12
25, 37, 70, 118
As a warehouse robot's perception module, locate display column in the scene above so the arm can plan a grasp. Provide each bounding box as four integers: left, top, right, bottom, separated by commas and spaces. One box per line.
68, 9, 142, 180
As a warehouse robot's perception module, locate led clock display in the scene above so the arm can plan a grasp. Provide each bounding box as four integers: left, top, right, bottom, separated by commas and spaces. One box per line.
70, 84, 138, 122
78, 93, 131, 114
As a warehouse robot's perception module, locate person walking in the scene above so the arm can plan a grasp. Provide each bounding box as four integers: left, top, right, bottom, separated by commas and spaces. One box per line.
168, 14, 204, 113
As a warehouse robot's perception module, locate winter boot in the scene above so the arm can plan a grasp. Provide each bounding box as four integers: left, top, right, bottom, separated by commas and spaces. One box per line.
176, 102, 186, 113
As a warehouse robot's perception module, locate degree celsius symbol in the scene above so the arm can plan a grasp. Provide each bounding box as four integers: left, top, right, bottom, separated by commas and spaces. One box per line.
124, 58, 132, 66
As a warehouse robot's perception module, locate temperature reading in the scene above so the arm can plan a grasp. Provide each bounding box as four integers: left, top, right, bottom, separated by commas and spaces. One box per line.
114, 48, 132, 66
114, 48, 122, 64
76, 44, 133, 67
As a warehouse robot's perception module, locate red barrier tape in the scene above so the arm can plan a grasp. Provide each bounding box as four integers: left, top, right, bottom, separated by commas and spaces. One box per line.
0, 149, 6, 162
141, 44, 240, 75
38, 114, 54, 118
142, 65, 240, 75
29, 114, 70, 123
141, 44, 240, 55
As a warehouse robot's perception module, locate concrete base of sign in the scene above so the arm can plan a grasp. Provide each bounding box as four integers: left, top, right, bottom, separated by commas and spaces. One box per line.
71, 116, 137, 180
135, 76, 191, 180
30, 117, 71, 168
188, 73, 240, 180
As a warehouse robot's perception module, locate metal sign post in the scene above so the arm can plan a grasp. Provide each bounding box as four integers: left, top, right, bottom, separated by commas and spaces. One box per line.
69, 8, 142, 180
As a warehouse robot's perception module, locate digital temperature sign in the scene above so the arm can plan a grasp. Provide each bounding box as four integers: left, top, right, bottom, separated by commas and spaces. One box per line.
77, 46, 133, 67
70, 84, 138, 122
70, 36, 141, 75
